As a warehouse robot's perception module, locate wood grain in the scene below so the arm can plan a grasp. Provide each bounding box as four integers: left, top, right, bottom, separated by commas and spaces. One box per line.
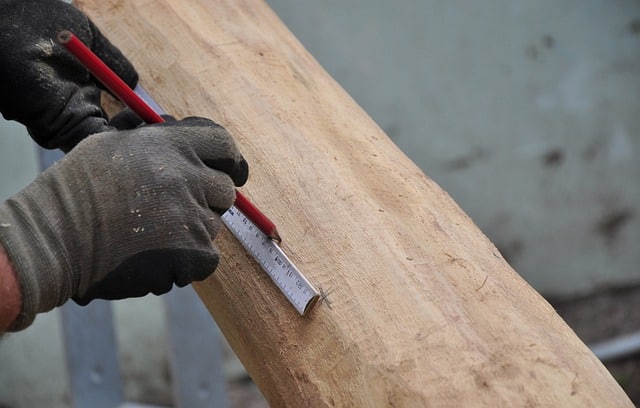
76, 0, 632, 406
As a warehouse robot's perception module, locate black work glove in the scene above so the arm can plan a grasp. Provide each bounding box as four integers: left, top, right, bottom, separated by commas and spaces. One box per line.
0, 117, 249, 331
0, 0, 139, 152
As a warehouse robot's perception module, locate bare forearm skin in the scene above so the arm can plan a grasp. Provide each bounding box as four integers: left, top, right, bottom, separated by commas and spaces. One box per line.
0, 243, 21, 332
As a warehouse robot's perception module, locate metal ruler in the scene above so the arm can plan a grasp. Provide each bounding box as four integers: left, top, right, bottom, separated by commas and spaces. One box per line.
221, 206, 319, 315
134, 86, 320, 316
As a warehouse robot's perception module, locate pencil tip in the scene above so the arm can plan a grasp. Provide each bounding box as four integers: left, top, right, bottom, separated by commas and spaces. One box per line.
269, 229, 282, 244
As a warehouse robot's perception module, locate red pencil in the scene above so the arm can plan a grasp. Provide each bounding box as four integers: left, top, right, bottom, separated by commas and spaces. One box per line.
58, 30, 281, 243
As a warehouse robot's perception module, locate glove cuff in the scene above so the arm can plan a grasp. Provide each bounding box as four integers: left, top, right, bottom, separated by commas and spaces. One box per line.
0, 189, 74, 331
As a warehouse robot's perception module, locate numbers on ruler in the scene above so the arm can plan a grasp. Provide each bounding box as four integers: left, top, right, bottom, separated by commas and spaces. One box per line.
221, 205, 319, 315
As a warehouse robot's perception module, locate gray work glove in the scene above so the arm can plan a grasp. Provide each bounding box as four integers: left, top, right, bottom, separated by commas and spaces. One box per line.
0, 0, 139, 152
0, 117, 249, 331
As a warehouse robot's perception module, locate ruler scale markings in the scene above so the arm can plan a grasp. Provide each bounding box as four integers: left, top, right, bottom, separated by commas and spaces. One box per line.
222, 206, 320, 315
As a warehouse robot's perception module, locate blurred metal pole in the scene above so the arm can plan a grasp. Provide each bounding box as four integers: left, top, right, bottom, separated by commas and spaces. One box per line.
590, 331, 640, 362
39, 147, 125, 408
164, 286, 230, 408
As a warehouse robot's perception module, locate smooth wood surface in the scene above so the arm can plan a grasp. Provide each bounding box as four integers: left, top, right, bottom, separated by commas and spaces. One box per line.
77, 1, 632, 406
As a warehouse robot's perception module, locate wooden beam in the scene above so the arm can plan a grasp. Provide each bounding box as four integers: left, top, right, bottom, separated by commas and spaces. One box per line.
76, 1, 632, 406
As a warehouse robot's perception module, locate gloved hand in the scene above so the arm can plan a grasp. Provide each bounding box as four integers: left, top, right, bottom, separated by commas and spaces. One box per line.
0, 117, 249, 331
0, 0, 139, 152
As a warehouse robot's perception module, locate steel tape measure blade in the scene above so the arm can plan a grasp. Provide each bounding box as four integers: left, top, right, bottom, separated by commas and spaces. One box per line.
222, 205, 320, 315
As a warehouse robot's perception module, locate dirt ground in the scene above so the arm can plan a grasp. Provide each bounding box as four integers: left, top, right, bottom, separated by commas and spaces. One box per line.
551, 284, 640, 404
227, 378, 268, 407
226, 285, 640, 407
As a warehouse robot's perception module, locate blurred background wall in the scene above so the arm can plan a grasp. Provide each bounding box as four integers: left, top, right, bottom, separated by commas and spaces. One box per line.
0, 0, 638, 406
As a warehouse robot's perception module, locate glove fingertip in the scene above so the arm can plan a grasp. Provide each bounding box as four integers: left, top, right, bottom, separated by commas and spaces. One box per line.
108, 108, 143, 130
175, 249, 220, 286
233, 157, 250, 187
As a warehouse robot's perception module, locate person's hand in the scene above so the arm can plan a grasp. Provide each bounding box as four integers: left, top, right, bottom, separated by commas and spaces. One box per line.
0, 0, 138, 152
0, 117, 248, 330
